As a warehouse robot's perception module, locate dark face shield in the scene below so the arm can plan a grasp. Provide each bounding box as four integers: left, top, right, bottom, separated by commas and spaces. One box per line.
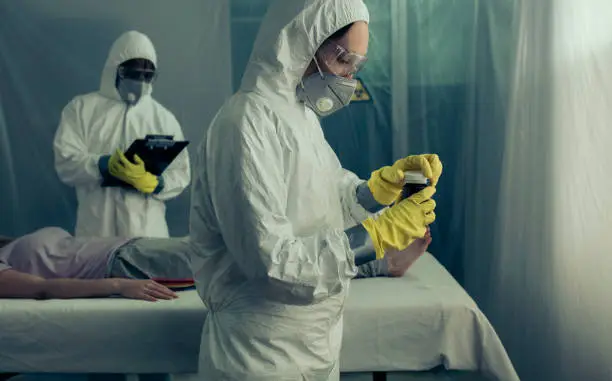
117, 58, 157, 83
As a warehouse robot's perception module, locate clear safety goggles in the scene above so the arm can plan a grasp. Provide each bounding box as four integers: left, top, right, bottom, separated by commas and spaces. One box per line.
317, 41, 368, 78
117, 66, 157, 83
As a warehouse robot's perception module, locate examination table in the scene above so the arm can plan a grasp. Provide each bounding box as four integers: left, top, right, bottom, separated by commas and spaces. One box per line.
0, 254, 519, 381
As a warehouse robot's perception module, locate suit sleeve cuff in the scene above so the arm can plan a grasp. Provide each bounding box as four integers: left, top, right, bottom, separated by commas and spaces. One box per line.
356, 181, 385, 213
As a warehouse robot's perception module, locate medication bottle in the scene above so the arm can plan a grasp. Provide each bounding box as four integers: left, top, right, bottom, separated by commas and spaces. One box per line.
401, 171, 429, 200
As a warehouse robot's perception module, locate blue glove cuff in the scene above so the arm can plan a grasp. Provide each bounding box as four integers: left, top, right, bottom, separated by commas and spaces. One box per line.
98, 155, 111, 180
153, 176, 165, 194
356, 182, 385, 213
353, 247, 377, 267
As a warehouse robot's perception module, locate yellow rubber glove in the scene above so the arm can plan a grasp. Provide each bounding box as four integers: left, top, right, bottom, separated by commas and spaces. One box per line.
395, 154, 443, 187
367, 166, 405, 205
108, 149, 159, 194
362, 186, 437, 260
367, 154, 443, 206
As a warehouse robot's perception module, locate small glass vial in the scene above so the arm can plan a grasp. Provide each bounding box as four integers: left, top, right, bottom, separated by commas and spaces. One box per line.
401, 171, 429, 200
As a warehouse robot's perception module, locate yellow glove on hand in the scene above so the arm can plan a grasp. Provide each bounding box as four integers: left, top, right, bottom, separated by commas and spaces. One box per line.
362, 186, 436, 260
367, 154, 443, 206
367, 166, 405, 206
108, 149, 159, 194
394, 154, 443, 187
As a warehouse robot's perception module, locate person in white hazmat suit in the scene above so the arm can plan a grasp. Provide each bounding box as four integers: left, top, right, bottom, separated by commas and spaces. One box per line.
187, 0, 443, 380
53, 31, 190, 238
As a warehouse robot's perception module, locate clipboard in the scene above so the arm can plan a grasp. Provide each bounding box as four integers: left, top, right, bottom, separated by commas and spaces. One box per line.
124, 136, 189, 176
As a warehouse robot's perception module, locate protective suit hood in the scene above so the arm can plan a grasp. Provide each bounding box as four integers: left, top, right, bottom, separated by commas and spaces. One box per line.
99, 30, 157, 102
240, 0, 369, 102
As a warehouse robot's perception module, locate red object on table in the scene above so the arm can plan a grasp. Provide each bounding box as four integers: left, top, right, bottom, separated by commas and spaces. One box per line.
152, 278, 195, 290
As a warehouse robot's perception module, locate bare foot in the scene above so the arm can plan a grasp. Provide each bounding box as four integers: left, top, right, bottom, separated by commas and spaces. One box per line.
385, 229, 432, 277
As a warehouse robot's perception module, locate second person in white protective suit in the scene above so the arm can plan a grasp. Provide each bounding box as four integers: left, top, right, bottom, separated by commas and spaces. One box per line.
53, 31, 191, 238
188, 0, 442, 380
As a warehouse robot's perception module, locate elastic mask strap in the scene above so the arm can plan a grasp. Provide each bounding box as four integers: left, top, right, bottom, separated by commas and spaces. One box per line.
300, 55, 326, 89
313, 55, 325, 78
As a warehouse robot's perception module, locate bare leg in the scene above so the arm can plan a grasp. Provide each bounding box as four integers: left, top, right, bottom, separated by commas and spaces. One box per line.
385, 228, 432, 277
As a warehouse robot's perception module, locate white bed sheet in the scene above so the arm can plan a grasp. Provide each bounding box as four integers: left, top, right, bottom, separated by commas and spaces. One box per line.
0, 254, 518, 380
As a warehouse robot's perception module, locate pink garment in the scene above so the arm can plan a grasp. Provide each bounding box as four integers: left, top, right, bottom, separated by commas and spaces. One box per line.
0, 227, 131, 279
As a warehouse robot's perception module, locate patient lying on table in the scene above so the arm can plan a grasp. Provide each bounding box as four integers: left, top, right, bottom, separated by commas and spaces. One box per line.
0, 225, 431, 301
0, 227, 192, 301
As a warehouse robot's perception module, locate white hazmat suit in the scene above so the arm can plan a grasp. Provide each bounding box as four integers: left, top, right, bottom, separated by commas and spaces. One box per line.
188, 1, 370, 379
54, 31, 190, 238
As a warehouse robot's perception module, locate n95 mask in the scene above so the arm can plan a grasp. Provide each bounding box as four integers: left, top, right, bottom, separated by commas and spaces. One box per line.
117, 78, 150, 106
297, 71, 357, 118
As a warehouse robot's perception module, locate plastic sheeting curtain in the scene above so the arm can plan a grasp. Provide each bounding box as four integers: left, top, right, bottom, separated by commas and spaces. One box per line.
468, 0, 612, 380
0, 0, 232, 237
